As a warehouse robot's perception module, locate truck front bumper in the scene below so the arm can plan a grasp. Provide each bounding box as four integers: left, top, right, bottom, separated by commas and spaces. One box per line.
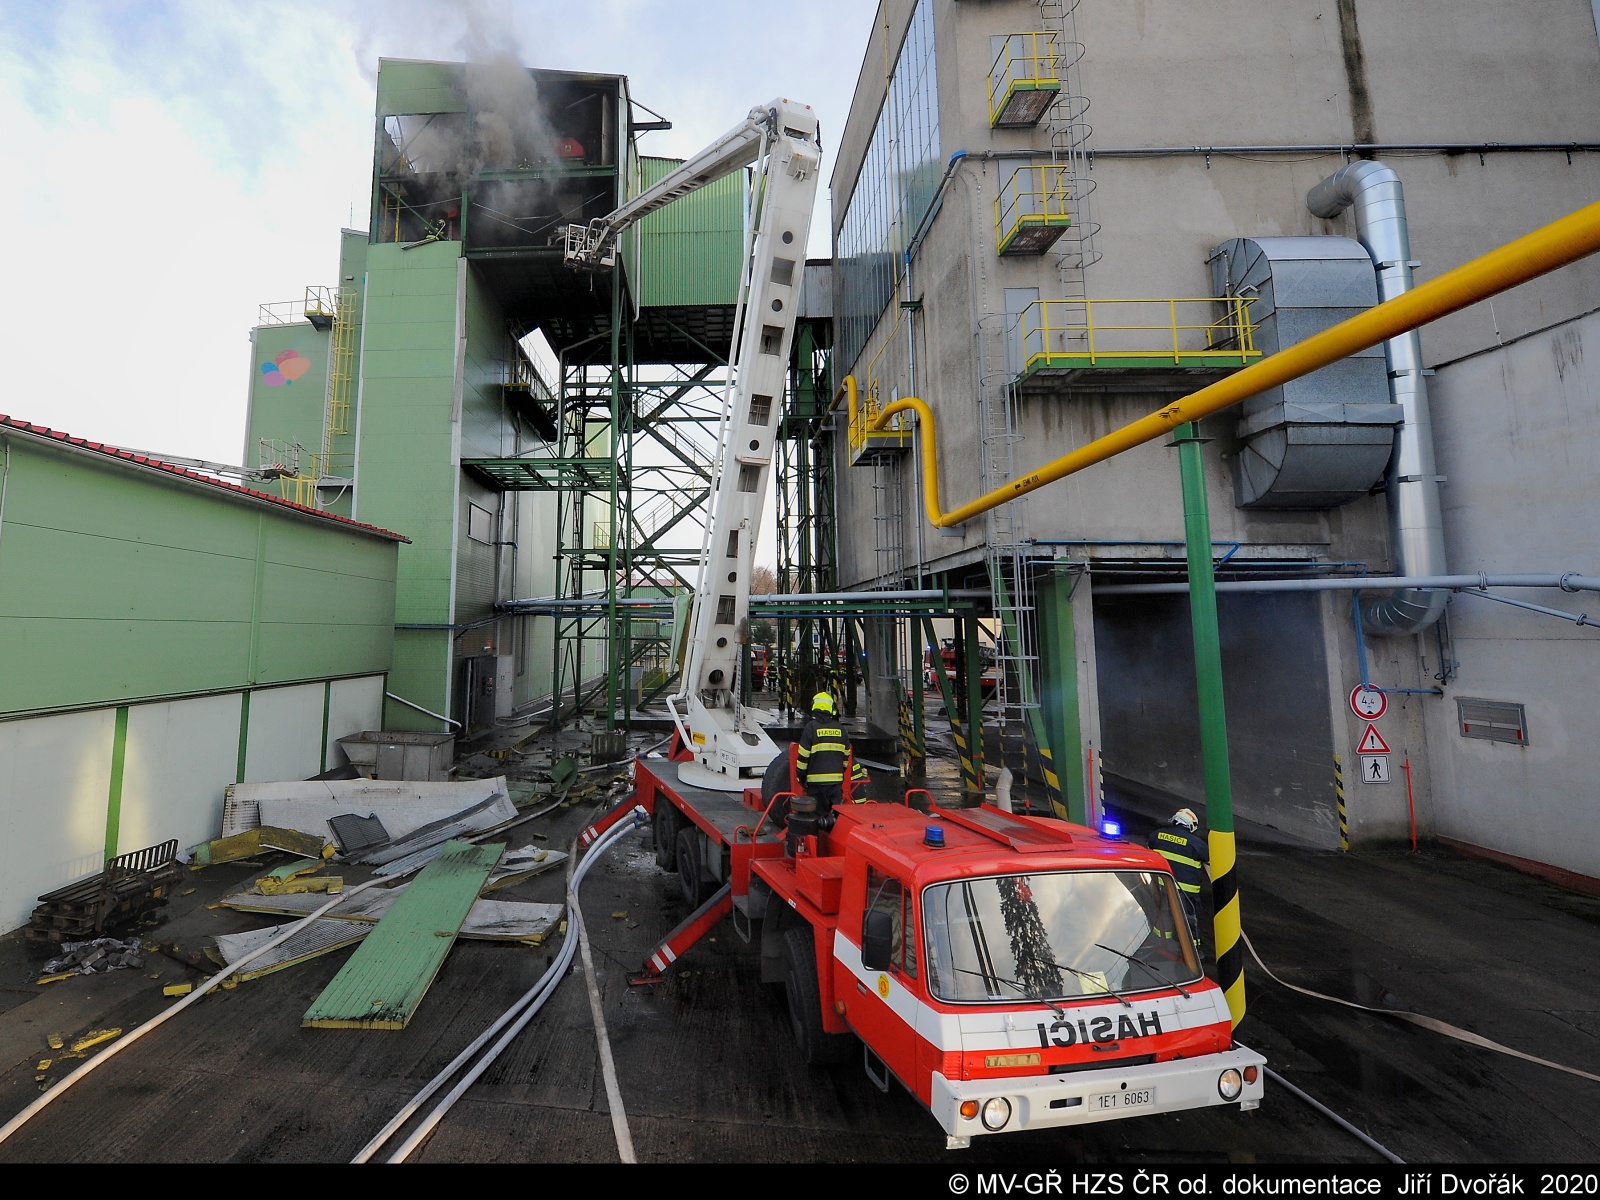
930, 1044, 1266, 1147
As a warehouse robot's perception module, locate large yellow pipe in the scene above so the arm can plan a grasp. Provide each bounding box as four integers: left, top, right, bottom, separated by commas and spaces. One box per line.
868, 199, 1600, 528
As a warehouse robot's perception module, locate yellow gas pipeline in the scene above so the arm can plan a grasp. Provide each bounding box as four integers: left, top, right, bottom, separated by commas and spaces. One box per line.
860, 199, 1600, 528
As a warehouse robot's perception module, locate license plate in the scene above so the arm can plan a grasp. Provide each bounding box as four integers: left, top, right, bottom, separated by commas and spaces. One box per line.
1090, 1087, 1155, 1112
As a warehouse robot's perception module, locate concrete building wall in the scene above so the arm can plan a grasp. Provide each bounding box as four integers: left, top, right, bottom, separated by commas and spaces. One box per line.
830, 0, 1600, 860
1420, 307, 1600, 879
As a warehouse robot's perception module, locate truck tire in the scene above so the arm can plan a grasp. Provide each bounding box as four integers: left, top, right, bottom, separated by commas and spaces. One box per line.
653, 800, 678, 871
760, 752, 792, 808
675, 826, 710, 906
781, 926, 852, 1066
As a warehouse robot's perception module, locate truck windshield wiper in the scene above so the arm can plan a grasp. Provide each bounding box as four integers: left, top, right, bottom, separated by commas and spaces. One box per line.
950, 967, 1071, 1016
1093, 942, 1191, 998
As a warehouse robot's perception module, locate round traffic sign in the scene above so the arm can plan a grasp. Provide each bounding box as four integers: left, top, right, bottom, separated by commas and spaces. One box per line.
1349, 685, 1387, 721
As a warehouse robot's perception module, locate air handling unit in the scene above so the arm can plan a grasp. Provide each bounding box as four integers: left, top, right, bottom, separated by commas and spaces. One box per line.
1209, 236, 1402, 509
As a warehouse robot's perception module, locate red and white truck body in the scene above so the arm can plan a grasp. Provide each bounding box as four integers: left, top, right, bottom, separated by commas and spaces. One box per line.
604, 751, 1265, 1149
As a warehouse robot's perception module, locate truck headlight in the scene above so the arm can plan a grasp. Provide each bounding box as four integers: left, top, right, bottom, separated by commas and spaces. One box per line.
1218, 1069, 1243, 1100
981, 1096, 1012, 1131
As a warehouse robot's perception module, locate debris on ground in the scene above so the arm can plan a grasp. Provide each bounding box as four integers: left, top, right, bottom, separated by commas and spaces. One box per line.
302, 840, 504, 1030
69, 1028, 123, 1054
41, 936, 146, 978
45, 1033, 63, 1050
189, 826, 327, 866
162, 982, 194, 997
252, 859, 343, 895
218, 777, 514, 846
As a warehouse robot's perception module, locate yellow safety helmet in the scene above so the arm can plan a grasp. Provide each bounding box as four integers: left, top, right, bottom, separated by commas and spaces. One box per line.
811, 691, 836, 714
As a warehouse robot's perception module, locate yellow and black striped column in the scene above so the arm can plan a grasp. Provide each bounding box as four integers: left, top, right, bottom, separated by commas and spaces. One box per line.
1335, 754, 1349, 852
1210, 828, 1244, 1024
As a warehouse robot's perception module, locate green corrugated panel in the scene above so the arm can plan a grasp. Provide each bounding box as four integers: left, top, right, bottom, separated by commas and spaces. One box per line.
634, 155, 744, 307
376, 59, 466, 116
302, 839, 504, 1029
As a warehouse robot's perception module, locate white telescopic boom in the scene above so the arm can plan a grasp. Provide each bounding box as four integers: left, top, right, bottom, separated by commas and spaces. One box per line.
563, 105, 776, 269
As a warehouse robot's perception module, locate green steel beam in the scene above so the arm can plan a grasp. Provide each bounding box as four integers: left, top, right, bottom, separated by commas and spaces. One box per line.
1175, 421, 1245, 1028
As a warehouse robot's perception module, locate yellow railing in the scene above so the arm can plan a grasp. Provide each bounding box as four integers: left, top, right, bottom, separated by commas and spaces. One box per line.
845, 379, 911, 455
1017, 297, 1260, 373
995, 165, 1073, 254
988, 32, 1061, 127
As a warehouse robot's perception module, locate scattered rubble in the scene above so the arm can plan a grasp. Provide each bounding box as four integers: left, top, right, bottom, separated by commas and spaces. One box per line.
41, 936, 146, 978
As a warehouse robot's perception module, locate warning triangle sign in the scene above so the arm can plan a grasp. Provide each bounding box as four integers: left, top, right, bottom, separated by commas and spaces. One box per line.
1357, 723, 1391, 754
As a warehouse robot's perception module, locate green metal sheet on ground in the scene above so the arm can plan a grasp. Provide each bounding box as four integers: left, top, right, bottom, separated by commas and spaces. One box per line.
301, 839, 504, 1030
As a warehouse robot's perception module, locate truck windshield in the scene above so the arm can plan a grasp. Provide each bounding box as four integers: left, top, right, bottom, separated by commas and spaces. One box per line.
922, 871, 1201, 1004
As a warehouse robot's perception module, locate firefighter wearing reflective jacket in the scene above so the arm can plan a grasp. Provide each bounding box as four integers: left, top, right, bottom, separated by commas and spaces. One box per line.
796, 692, 869, 824
1149, 808, 1209, 942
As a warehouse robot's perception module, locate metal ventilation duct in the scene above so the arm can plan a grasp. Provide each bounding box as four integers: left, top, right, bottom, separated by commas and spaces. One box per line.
1209, 236, 1401, 509
1307, 161, 1448, 636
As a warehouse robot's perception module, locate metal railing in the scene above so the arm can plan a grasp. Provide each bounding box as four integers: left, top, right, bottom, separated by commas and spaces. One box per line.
1016, 297, 1260, 372
994, 165, 1073, 254
846, 382, 911, 456
988, 32, 1062, 127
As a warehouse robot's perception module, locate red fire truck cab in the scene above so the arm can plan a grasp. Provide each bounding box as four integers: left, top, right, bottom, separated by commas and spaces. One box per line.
596, 750, 1265, 1148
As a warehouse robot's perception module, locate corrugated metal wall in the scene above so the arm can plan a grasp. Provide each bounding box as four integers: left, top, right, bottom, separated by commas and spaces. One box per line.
633, 155, 745, 308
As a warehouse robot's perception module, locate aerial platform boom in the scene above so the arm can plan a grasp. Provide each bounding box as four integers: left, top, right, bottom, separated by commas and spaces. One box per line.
563, 98, 821, 789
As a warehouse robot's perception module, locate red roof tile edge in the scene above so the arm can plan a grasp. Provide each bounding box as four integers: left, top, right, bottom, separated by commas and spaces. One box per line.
0, 414, 409, 542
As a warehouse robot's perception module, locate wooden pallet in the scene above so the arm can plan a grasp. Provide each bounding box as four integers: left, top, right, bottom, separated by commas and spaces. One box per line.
25, 840, 183, 944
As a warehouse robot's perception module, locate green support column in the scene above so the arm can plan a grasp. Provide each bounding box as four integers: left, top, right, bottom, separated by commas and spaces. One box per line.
1036, 567, 1085, 824
963, 615, 986, 799
104, 706, 129, 863
1174, 422, 1245, 1028
909, 620, 926, 781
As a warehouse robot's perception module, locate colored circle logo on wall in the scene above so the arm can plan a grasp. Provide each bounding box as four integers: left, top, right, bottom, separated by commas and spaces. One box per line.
260, 349, 312, 387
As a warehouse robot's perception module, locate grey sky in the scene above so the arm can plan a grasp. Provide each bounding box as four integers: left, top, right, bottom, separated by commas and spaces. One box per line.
0, 0, 877, 466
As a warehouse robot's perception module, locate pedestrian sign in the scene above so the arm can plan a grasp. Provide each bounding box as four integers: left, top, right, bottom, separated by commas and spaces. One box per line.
1361, 755, 1391, 784
1356, 723, 1391, 754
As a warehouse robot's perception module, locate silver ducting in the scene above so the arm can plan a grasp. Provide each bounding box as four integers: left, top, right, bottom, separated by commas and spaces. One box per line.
1307, 161, 1449, 635
1210, 236, 1400, 508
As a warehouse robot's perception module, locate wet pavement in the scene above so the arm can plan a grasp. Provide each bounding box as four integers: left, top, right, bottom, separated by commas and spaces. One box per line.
2, 722, 1599, 1163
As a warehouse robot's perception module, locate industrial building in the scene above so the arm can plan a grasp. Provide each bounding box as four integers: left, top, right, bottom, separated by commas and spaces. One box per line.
828, 0, 1600, 885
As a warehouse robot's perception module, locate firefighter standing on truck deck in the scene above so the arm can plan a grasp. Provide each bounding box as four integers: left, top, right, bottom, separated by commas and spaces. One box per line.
1148, 808, 1209, 944
796, 692, 869, 825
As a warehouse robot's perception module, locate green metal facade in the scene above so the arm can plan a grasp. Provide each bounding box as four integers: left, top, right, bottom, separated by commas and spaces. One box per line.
246, 323, 330, 469
350, 240, 463, 728
632, 155, 745, 308
0, 434, 400, 720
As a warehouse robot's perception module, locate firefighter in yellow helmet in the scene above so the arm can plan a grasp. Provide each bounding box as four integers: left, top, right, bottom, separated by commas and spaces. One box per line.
1148, 807, 1208, 943
795, 692, 869, 826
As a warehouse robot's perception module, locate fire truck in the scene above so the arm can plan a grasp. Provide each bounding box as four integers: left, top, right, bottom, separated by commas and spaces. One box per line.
565, 98, 1265, 1147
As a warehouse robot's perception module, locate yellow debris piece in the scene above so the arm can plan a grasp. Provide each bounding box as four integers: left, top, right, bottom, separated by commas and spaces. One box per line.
260, 875, 343, 896
46, 1033, 63, 1050
69, 1028, 123, 1053
35, 972, 75, 986
221, 977, 238, 990
610, 911, 627, 920
163, 983, 194, 997
36, 1058, 51, 1071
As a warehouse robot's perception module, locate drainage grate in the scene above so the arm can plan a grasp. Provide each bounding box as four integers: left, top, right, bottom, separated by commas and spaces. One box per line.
328, 812, 390, 854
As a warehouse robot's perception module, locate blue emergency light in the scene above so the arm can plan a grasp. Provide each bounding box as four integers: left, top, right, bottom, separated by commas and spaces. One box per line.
1100, 819, 1123, 838
923, 824, 946, 848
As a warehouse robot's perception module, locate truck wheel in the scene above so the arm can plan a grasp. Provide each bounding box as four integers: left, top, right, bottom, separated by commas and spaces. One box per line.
675, 826, 710, 906
760, 752, 792, 809
653, 801, 678, 871
781, 926, 852, 1066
